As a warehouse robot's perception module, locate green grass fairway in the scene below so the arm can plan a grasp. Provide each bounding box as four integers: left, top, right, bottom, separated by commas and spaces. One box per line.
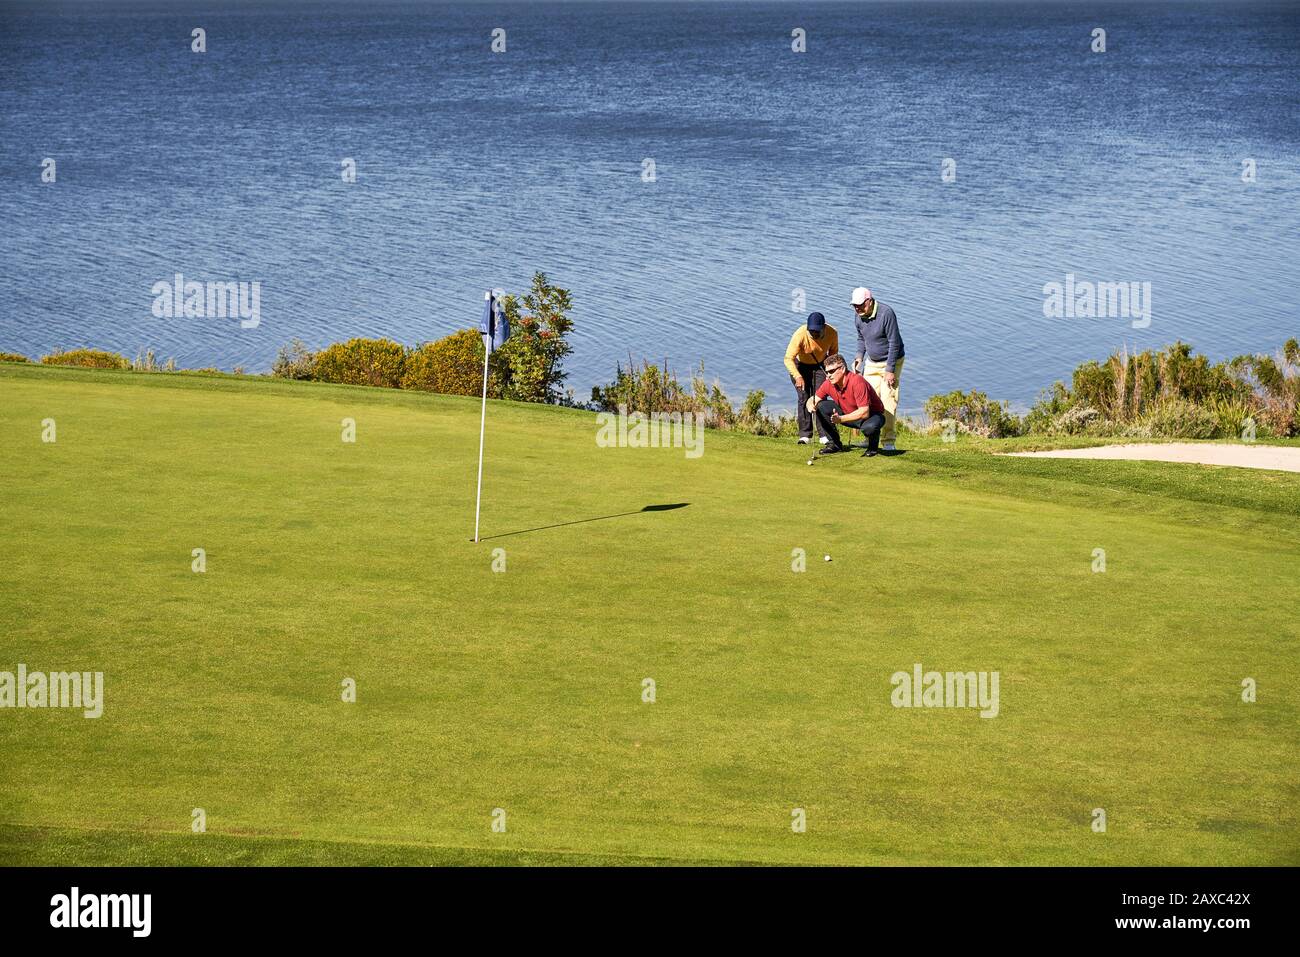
2, 363, 1297, 866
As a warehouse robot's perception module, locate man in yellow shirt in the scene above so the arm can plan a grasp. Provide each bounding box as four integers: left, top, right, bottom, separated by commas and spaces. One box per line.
784, 311, 839, 445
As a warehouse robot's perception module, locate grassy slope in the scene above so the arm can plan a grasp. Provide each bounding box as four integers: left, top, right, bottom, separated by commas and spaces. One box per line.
1, 364, 1297, 866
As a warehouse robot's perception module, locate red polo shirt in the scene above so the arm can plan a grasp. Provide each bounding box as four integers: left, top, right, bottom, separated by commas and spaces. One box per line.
816, 372, 883, 416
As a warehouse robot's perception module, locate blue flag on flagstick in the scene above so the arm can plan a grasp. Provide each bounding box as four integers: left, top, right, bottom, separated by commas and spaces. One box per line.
492, 296, 510, 351
479, 291, 493, 349
480, 290, 511, 353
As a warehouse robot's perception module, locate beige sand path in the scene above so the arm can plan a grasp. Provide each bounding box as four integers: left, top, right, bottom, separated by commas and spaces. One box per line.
1004, 443, 1300, 473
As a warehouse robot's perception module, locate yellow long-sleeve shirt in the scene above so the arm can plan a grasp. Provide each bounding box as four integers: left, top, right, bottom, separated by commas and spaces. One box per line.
784, 324, 839, 379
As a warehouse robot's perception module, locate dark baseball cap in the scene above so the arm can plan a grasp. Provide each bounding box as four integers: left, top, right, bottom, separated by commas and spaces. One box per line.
806, 312, 826, 333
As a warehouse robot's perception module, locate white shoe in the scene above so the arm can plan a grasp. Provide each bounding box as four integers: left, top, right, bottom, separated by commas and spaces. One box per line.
882, 441, 896, 451
819, 436, 830, 445
797, 437, 810, 445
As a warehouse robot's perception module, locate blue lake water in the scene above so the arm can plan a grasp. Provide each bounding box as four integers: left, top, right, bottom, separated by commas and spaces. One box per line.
1, 0, 1297, 412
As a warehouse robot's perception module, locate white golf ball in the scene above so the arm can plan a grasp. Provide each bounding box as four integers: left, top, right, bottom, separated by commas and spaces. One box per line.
806, 458, 814, 466
824, 555, 831, 562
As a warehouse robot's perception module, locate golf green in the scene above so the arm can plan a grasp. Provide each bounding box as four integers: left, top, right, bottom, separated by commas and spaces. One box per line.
1, 363, 1296, 866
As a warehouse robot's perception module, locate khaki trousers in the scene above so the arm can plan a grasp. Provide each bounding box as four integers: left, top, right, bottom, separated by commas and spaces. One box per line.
858, 356, 904, 445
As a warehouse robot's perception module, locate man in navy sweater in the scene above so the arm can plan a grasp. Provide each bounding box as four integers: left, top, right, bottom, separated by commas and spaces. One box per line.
849, 286, 905, 450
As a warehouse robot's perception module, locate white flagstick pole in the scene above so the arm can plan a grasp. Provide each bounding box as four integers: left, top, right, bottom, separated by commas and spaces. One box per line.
473, 302, 492, 543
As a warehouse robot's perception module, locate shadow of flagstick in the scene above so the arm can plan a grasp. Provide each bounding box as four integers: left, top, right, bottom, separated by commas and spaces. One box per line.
476, 503, 689, 542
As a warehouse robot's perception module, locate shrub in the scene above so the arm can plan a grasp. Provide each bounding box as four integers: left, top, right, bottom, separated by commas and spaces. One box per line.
131, 349, 176, 372
0, 352, 29, 363
1203, 395, 1257, 439
40, 349, 130, 370
692, 374, 738, 429
402, 329, 498, 397
1224, 339, 1300, 437
1285, 337, 1300, 367
731, 389, 794, 437
592, 358, 700, 416
923, 389, 1023, 438
1167, 343, 1240, 403
1252, 402, 1298, 439
495, 272, 574, 404
923, 417, 972, 439
311, 337, 406, 388
1024, 381, 1071, 434
1049, 405, 1101, 435
1138, 398, 1220, 438
272, 339, 315, 380
1066, 342, 1242, 422
592, 358, 795, 435
1070, 360, 1114, 417
1115, 421, 1153, 439
1015, 341, 1300, 436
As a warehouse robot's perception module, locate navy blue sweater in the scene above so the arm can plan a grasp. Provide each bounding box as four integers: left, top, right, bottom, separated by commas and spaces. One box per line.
854, 301, 905, 373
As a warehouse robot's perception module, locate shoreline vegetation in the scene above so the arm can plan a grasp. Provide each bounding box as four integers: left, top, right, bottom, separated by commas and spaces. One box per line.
4, 275, 1297, 442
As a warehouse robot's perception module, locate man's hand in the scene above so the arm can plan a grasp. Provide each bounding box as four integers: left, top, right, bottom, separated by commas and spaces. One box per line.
852, 358, 860, 373
805, 396, 817, 415
830, 411, 842, 425
884, 370, 897, 388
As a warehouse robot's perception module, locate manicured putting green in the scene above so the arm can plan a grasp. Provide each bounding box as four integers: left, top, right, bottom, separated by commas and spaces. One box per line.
1, 364, 1296, 865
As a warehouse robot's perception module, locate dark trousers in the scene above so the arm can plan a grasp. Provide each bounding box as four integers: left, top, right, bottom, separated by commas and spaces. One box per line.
816, 398, 885, 451
794, 362, 829, 439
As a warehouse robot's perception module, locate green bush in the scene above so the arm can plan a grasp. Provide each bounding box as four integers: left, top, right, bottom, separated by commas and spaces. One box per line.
731, 389, 794, 437
592, 358, 795, 436
592, 358, 700, 415
1138, 398, 1220, 438
1224, 339, 1300, 437
1024, 382, 1071, 434
1164, 342, 1240, 404
1064, 343, 1242, 422
495, 273, 574, 404
40, 349, 130, 370
0, 352, 29, 363
924, 389, 1023, 438
1203, 395, 1258, 439
311, 338, 406, 388
1069, 360, 1114, 417
1013, 341, 1300, 437
402, 330, 496, 397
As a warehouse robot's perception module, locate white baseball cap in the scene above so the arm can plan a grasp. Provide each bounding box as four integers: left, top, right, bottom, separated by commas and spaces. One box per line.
850, 287, 872, 305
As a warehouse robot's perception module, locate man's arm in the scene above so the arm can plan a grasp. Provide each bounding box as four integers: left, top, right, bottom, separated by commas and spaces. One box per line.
884, 306, 903, 374
807, 379, 829, 414
784, 330, 803, 382
855, 316, 866, 369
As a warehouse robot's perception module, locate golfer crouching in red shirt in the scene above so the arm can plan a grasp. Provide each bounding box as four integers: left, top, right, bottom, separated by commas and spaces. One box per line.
804, 353, 887, 457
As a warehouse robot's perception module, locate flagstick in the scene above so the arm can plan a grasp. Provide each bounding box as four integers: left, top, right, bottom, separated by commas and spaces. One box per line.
473, 342, 490, 543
